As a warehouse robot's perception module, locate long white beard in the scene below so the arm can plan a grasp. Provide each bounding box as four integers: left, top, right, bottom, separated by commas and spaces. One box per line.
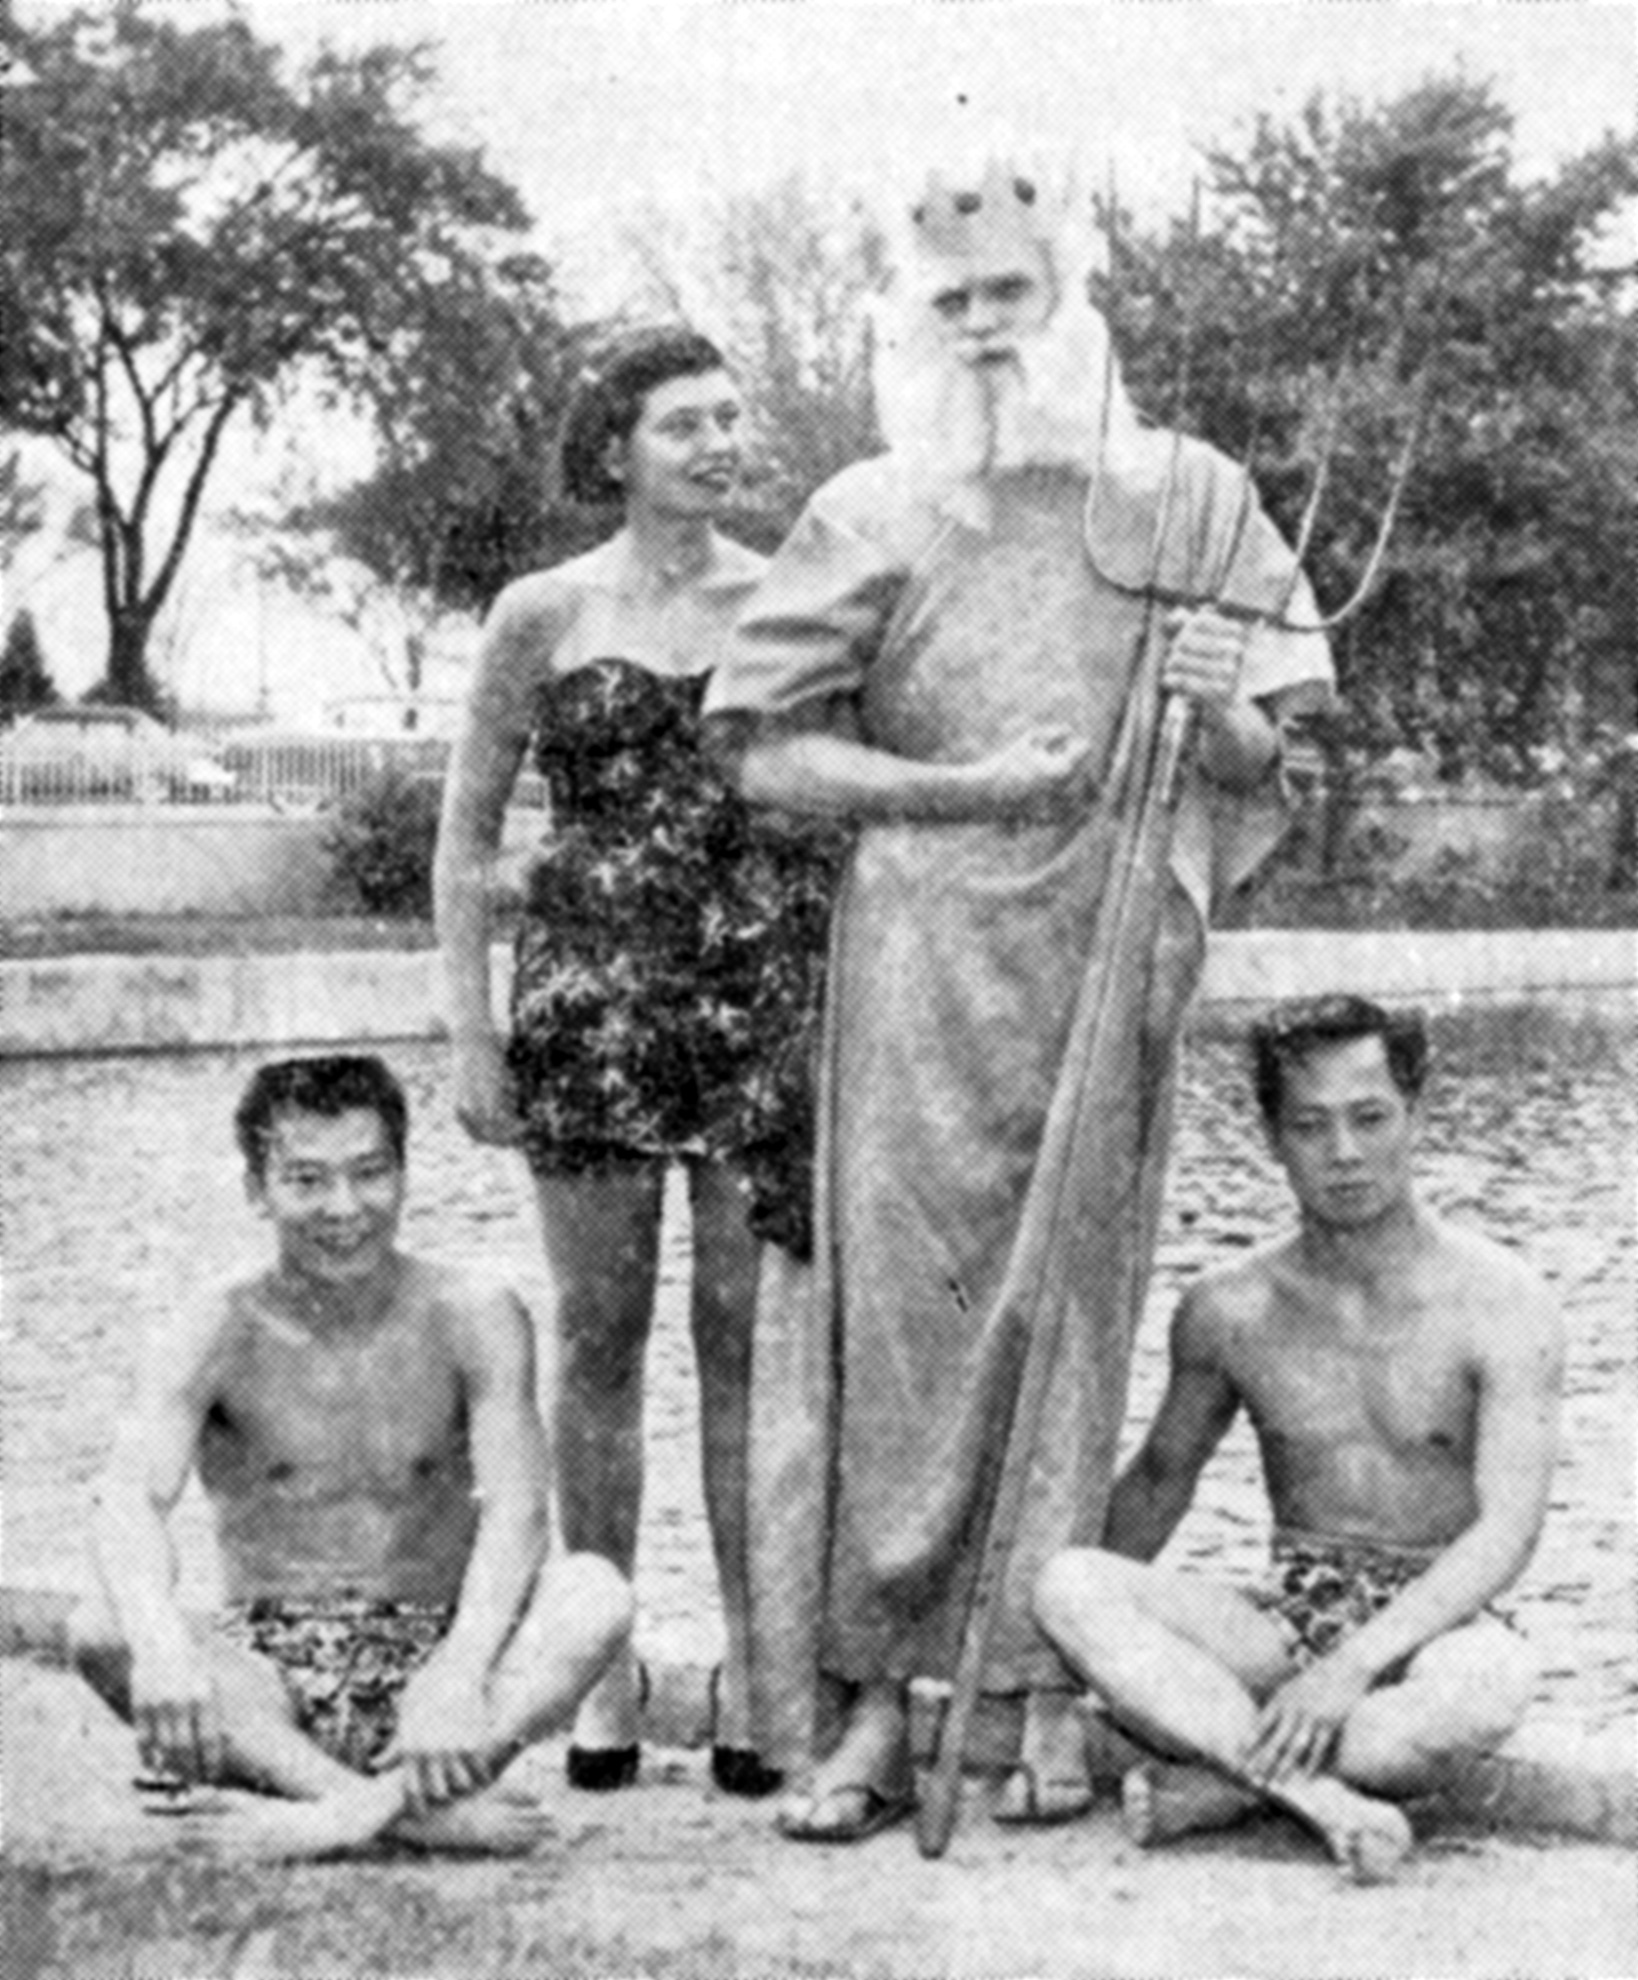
873, 288, 1147, 504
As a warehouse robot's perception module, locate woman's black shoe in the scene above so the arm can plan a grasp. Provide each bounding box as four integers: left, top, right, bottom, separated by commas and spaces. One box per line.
710, 1745, 785, 1798
566, 1743, 641, 1791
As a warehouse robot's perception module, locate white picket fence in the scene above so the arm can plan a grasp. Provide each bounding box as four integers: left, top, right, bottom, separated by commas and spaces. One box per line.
0, 726, 548, 810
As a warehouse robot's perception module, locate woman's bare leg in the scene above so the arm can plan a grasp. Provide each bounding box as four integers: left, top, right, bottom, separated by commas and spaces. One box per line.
532, 1161, 665, 1753
686, 1159, 763, 1756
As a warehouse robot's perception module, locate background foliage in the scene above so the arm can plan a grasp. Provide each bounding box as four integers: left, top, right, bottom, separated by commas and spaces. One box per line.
1101, 78, 1637, 781
2, 4, 1633, 923
0, 0, 547, 705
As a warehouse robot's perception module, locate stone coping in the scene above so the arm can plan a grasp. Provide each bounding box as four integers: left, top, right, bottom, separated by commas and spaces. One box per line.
2, 1584, 1629, 1846
1, 930, 1632, 1057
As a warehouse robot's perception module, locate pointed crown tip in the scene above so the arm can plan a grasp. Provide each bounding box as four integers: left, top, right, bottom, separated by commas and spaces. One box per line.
908, 158, 1064, 265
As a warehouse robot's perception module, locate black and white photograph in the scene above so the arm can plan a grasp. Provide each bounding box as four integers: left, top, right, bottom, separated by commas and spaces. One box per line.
2, 3, 1633, 1975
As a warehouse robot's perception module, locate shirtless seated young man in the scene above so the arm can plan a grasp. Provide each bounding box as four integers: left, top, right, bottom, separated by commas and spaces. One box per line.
72, 1054, 632, 1860
1033, 995, 1562, 1883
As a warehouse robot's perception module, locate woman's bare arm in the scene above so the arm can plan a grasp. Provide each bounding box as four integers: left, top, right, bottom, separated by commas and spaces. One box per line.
434, 585, 564, 1141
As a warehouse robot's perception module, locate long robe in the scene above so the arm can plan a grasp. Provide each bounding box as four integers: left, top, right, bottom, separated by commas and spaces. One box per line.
706, 437, 1332, 1758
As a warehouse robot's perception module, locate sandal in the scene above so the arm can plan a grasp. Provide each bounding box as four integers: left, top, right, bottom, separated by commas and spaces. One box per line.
776, 1781, 915, 1844
992, 1762, 1096, 1826
565, 1743, 640, 1791
565, 1659, 649, 1792
707, 1664, 784, 1799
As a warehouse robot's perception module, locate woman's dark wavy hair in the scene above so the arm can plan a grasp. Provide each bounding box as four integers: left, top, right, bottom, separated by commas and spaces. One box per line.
557, 326, 729, 508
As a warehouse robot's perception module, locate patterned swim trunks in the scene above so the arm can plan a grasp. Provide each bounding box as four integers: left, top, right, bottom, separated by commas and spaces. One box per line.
1250, 1531, 1436, 1670
218, 1596, 454, 1773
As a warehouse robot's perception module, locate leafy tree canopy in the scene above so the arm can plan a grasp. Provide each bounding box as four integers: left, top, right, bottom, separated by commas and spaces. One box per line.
0, 0, 540, 705
1101, 76, 1638, 777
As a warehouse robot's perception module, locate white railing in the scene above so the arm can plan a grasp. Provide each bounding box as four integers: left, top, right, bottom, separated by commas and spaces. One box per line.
0, 728, 549, 811
210, 733, 452, 809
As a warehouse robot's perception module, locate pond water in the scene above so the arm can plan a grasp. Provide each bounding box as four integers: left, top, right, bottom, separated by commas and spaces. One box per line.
3, 1004, 1632, 1727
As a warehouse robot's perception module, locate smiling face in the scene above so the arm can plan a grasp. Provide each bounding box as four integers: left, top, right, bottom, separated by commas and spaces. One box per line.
249, 1105, 406, 1287
924, 243, 1057, 370
1267, 1034, 1419, 1232
610, 367, 745, 519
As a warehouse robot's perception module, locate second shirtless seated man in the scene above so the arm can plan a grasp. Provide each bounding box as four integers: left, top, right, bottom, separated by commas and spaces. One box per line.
1034, 995, 1562, 1882
72, 1054, 632, 1859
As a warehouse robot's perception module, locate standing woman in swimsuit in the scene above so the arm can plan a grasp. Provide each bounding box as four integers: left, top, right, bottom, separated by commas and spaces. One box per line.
434, 328, 833, 1796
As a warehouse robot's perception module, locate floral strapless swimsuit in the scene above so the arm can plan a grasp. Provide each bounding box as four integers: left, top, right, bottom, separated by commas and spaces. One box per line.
508, 658, 844, 1257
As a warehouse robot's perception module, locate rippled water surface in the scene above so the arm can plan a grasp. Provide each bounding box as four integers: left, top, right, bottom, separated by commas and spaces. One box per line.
4, 1005, 1632, 1725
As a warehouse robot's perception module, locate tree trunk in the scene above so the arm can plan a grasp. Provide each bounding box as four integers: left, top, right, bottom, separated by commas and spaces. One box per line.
94, 608, 163, 713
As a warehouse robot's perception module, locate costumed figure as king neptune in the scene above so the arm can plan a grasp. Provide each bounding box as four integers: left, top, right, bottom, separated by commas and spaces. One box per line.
706, 154, 1335, 1840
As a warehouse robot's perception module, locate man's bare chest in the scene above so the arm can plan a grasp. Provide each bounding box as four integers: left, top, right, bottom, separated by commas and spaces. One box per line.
201, 1320, 467, 1500
1236, 1305, 1477, 1462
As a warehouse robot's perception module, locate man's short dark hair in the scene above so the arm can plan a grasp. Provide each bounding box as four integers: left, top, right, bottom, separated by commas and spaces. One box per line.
234, 1055, 409, 1180
1250, 995, 1429, 1124
557, 326, 729, 508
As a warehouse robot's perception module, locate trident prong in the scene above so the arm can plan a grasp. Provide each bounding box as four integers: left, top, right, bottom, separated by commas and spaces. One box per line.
1087, 185, 1439, 638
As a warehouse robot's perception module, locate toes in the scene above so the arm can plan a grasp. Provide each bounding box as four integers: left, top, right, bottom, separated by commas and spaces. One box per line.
1338, 1809, 1413, 1885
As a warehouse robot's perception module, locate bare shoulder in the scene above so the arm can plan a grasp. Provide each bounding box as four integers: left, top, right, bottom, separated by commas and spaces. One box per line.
482, 563, 587, 662
1178, 1234, 1297, 1345
1428, 1216, 1564, 1358
124, 1270, 273, 1443
401, 1256, 533, 1372
152, 1267, 265, 1382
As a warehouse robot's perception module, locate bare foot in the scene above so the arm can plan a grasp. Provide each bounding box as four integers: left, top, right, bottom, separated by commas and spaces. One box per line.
390, 1786, 551, 1857
1279, 1774, 1414, 1885
1121, 1762, 1262, 1845
203, 1780, 405, 1863
994, 1693, 1094, 1825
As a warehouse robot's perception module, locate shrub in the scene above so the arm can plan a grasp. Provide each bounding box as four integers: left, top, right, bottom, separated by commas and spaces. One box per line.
0, 609, 59, 721
1237, 787, 1638, 928
323, 765, 441, 917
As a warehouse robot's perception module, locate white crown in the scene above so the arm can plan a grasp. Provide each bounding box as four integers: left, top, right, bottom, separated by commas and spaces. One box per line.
908, 159, 1066, 264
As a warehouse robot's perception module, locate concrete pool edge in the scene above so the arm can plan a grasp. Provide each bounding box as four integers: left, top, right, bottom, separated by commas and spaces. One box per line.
2, 1585, 1631, 1846
1, 930, 1633, 1057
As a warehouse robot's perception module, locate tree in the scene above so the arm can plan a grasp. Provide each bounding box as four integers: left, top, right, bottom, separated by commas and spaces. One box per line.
294, 251, 598, 619
1100, 77, 1638, 777
0, 0, 536, 707
0, 606, 59, 719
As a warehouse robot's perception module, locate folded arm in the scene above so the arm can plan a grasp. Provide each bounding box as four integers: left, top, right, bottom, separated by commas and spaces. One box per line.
720, 698, 1098, 826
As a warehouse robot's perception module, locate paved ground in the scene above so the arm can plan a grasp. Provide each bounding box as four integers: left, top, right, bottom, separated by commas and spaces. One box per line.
5, 1661, 1635, 1980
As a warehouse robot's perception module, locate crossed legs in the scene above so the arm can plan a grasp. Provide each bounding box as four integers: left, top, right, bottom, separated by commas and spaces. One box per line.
1033, 1547, 1538, 1881
71, 1552, 632, 1859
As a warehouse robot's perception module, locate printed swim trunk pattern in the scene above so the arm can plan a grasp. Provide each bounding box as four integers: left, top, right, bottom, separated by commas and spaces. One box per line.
1251, 1532, 1433, 1668
218, 1596, 454, 1772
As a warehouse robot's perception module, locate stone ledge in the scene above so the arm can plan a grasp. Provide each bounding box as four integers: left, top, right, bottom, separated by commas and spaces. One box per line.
1, 930, 1633, 1057
5, 1585, 1628, 1845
